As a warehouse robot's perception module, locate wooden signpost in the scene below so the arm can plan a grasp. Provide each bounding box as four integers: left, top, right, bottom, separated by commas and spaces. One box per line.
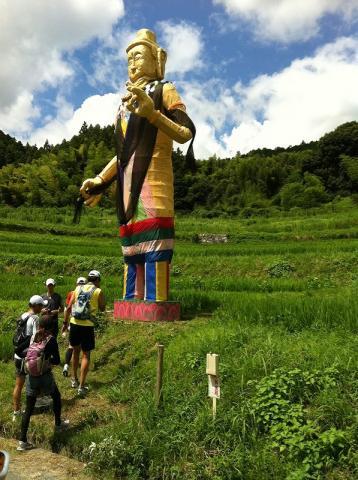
206, 353, 220, 418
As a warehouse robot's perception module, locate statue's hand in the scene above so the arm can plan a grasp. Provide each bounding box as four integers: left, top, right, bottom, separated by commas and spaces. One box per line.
80, 177, 103, 207
125, 85, 155, 119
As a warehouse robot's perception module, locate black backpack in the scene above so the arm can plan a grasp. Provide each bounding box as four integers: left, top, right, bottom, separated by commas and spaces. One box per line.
13, 313, 30, 350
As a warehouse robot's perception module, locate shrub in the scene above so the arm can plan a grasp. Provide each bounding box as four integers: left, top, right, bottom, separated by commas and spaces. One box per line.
267, 261, 295, 278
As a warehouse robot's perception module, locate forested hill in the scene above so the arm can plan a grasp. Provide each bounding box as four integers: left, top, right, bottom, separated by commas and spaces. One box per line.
0, 121, 357, 214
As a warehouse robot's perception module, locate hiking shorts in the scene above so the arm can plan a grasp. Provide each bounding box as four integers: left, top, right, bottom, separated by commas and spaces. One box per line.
14, 358, 25, 378
69, 324, 95, 352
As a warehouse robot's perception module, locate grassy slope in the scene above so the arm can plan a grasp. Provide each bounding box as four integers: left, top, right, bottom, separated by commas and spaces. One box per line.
0, 202, 357, 479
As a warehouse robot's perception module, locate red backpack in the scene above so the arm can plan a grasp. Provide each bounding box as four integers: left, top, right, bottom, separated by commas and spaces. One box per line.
25, 335, 52, 376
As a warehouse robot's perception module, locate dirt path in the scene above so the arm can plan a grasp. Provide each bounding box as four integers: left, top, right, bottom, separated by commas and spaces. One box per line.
0, 437, 91, 480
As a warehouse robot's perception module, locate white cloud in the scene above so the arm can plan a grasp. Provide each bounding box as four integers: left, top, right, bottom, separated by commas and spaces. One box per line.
222, 36, 358, 154
174, 79, 235, 158
157, 21, 204, 76
0, 92, 40, 137
213, 0, 358, 42
89, 27, 136, 90
176, 36, 358, 157
0, 0, 124, 131
29, 93, 120, 146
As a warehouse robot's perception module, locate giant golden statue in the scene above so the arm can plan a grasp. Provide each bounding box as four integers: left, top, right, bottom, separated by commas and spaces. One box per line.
80, 29, 195, 303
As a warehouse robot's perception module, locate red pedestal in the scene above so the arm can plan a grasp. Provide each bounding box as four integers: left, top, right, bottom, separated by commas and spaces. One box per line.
113, 300, 181, 322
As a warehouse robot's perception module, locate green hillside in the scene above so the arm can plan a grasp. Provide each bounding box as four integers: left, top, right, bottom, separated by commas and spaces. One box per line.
0, 203, 357, 479
1, 121, 358, 215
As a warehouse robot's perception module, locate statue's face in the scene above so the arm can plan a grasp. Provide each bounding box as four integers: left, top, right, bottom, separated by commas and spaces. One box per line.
127, 44, 157, 83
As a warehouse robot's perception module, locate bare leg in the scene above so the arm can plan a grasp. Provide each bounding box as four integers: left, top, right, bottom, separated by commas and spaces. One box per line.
72, 346, 81, 381
80, 351, 90, 387
13, 376, 25, 412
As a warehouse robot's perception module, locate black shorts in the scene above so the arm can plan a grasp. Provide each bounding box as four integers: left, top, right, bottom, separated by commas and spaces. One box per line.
14, 358, 25, 378
49, 318, 59, 338
69, 324, 95, 352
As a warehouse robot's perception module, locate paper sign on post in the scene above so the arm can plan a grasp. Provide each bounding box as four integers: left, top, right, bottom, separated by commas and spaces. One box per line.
208, 374, 220, 399
206, 353, 219, 376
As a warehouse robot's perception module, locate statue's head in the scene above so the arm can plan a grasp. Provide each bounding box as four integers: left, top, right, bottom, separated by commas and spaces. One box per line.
126, 29, 167, 84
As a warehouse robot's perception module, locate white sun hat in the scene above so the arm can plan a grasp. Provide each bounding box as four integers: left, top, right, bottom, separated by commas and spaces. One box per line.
29, 295, 46, 306
88, 270, 101, 279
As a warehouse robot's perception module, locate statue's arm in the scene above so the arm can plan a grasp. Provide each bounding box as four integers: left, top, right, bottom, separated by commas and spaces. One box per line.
148, 83, 192, 144
80, 155, 117, 207
97, 155, 117, 183
125, 83, 192, 144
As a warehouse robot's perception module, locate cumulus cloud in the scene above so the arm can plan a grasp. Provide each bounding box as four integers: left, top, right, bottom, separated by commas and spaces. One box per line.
213, 0, 358, 42
0, 0, 124, 132
0, 93, 40, 138
222, 36, 358, 154
29, 93, 120, 146
88, 27, 136, 91
157, 21, 204, 76
177, 36, 358, 157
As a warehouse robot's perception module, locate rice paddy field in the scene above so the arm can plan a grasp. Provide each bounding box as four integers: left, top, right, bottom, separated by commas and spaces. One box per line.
0, 201, 358, 479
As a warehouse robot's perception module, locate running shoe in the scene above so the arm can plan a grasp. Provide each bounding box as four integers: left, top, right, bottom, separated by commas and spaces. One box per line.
71, 378, 79, 388
55, 419, 70, 432
77, 385, 89, 397
17, 441, 34, 451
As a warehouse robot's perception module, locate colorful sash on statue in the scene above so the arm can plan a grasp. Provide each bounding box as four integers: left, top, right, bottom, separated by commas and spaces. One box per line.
120, 217, 174, 264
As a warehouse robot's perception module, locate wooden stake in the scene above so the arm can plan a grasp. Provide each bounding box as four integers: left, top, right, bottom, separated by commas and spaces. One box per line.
156, 344, 164, 408
212, 396, 217, 418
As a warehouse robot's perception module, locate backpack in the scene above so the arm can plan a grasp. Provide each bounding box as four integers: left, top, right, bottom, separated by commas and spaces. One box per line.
72, 285, 96, 320
13, 313, 31, 350
24, 335, 52, 377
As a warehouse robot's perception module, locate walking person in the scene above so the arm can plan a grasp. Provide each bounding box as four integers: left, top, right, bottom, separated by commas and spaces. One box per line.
17, 315, 69, 451
63, 270, 105, 396
12, 295, 46, 421
42, 278, 63, 338
62, 276, 86, 378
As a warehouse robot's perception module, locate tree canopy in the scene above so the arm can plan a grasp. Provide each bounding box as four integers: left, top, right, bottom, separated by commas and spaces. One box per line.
0, 121, 357, 214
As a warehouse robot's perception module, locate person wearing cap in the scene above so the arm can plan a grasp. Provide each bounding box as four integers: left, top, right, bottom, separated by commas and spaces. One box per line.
79, 29, 195, 304
42, 278, 63, 338
12, 295, 45, 421
63, 270, 105, 396
62, 276, 86, 378
17, 315, 69, 451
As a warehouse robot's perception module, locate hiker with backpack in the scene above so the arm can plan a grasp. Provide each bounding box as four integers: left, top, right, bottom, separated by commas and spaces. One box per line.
12, 295, 47, 422
41, 278, 63, 338
62, 276, 86, 378
17, 315, 69, 451
63, 270, 105, 396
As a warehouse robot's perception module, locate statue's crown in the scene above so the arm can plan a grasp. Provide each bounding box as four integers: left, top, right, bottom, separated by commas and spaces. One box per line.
126, 29, 160, 53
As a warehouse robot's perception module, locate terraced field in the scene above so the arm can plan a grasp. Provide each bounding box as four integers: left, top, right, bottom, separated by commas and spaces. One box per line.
0, 203, 357, 479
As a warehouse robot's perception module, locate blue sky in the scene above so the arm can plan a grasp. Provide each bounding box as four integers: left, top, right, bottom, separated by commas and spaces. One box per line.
1, 0, 358, 157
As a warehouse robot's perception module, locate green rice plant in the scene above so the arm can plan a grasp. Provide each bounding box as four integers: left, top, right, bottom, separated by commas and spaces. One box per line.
0, 332, 13, 361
